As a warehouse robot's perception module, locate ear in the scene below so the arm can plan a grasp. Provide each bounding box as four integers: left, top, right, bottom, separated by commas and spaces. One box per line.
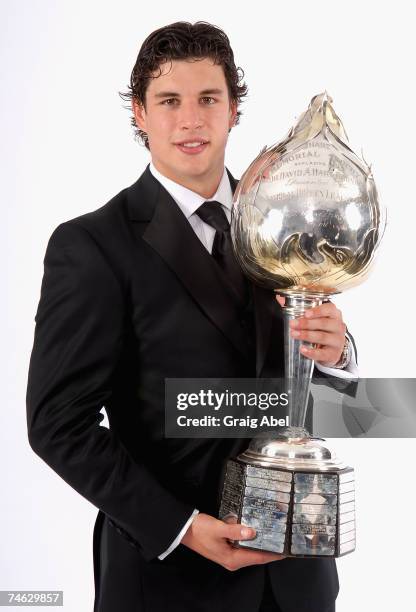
229, 100, 238, 129
132, 99, 147, 131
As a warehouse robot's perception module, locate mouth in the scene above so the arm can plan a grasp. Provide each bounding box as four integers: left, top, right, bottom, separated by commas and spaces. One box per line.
174, 140, 209, 155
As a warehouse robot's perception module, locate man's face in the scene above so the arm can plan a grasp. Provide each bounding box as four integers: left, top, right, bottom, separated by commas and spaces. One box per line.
133, 57, 237, 193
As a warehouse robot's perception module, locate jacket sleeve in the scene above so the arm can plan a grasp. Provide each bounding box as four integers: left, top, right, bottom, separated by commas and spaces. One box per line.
26, 221, 194, 561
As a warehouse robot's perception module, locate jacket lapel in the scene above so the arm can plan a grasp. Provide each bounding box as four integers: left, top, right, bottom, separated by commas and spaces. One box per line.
127, 166, 250, 358
226, 170, 276, 376
126, 165, 276, 373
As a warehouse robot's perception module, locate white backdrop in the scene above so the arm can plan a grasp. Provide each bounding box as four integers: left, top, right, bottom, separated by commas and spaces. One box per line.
1, 1, 415, 610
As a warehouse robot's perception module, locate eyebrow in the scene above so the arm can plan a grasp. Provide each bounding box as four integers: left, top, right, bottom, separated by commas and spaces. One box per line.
153, 88, 225, 98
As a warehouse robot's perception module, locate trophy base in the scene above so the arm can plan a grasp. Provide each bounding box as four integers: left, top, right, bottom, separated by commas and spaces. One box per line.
219, 435, 355, 558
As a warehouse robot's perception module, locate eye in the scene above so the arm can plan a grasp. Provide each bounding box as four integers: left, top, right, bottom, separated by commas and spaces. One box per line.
201, 96, 215, 104
161, 98, 178, 106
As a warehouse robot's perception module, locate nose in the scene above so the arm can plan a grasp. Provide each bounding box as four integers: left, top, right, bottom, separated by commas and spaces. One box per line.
177, 100, 204, 130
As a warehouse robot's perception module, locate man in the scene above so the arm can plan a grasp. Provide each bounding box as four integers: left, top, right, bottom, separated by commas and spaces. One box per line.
26, 21, 357, 612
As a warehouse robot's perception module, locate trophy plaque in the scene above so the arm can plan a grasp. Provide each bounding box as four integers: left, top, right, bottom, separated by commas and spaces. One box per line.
218, 92, 385, 558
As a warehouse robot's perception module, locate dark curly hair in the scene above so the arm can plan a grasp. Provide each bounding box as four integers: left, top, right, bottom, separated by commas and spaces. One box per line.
119, 21, 248, 149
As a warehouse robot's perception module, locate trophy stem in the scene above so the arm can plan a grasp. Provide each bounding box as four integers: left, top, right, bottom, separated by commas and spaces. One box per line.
279, 291, 331, 433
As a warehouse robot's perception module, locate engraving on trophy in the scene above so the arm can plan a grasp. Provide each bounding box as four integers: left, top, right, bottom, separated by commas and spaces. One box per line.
292, 524, 336, 535
293, 492, 338, 505
247, 530, 286, 554
245, 476, 291, 493
293, 503, 337, 516
247, 466, 292, 482
219, 458, 358, 556
292, 512, 337, 526
291, 533, 336, 556
219, 460, 244, 520
219, 457, 359, 557
294, 473, 338, 494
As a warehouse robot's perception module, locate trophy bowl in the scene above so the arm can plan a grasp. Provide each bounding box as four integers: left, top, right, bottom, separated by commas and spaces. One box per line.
218, 92, 386, 558
230, 91, 385, 295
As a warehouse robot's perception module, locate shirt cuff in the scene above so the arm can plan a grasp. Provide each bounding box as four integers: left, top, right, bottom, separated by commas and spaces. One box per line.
157, 508, 200, 560
314, 332, 359, 380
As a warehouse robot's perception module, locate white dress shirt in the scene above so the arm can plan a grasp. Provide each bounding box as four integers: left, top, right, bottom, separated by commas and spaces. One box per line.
149, 162, 358, 560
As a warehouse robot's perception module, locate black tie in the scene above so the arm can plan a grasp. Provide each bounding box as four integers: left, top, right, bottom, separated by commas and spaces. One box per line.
195, 200, 247, 307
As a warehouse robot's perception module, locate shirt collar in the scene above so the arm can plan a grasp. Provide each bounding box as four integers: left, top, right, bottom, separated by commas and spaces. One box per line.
149, 162, 233, 219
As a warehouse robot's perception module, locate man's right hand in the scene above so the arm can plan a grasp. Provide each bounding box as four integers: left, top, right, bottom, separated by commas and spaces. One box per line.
181, 512, 285, 571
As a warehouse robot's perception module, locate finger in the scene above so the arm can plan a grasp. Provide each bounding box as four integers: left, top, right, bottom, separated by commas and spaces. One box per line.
300, 345, 340, 364
303, 303, 343, 320
227, 549, 285, 570
221, 522, 256, 542
290, 329, 344, 348
233, 550, 285, 567
290, 317, 345, 334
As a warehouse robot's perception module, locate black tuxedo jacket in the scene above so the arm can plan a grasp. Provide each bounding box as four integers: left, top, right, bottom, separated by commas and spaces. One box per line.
26, 166, 341, 612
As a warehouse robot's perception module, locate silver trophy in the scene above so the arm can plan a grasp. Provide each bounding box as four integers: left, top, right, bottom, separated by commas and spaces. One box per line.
219, 92, 385, 557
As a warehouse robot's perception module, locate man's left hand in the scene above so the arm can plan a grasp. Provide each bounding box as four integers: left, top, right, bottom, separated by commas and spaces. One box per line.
276, 296, 346, 367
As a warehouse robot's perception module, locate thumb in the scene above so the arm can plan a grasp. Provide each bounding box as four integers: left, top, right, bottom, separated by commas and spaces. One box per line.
222, 522, 256, 541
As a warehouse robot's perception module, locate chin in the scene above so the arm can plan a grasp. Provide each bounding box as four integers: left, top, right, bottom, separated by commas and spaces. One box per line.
179, 162, 211, 176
